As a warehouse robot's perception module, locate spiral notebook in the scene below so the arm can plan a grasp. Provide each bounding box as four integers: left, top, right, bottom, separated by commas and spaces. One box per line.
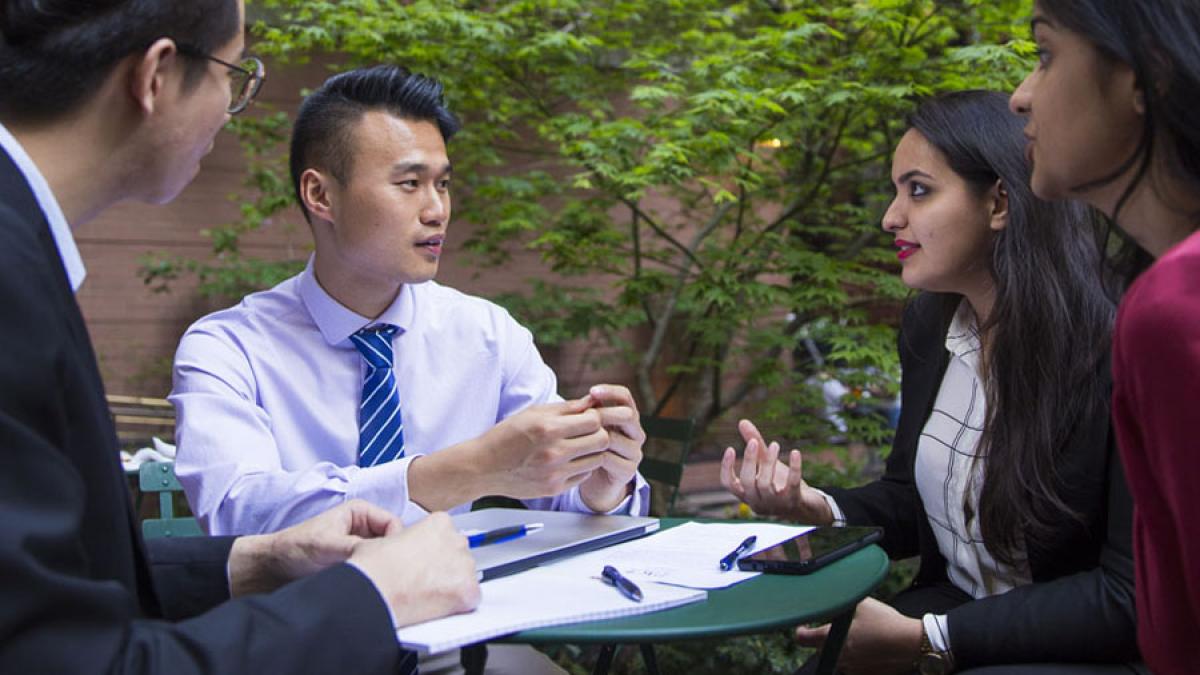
395, 563, 706, 654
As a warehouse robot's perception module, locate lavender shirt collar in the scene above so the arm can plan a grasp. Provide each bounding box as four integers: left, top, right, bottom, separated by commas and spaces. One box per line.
298, 256, 416, 346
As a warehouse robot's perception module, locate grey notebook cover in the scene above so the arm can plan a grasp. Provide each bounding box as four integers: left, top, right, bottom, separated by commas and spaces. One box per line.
454, 508, 660, 580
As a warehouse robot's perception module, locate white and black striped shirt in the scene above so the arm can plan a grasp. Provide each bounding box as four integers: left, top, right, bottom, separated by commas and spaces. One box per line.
917, 302, 1031, 651
821, 302, 1032, 654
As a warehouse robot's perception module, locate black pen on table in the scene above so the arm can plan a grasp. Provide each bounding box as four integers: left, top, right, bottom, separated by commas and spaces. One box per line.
719, 535, 757, 571
601, 565, 643, 602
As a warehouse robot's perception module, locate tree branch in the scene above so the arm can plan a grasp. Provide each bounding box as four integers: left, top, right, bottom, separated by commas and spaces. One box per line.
839, 228, 881, 262
619, 196, 706, 270
637, 201, 735, 411
764, 106, 854, 235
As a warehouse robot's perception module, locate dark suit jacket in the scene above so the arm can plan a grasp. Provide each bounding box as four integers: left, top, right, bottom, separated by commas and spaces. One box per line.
0, 147, 405, 673
825, 292, 1139, 668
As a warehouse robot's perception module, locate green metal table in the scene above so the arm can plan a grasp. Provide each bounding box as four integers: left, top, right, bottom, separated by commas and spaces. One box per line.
500, 518, 891, 675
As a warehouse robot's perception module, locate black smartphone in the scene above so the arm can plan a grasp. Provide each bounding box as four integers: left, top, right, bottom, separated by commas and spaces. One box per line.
736, 526, 882, 574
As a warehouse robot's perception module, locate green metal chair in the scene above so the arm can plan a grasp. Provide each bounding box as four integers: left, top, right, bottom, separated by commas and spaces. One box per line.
138, 461, 204, 539
588, 414, 697, 675
638, 415, 697, 517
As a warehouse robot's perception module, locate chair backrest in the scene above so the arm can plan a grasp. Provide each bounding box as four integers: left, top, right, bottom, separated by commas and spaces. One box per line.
138, 461, 203, 538
639, 415, 697, 516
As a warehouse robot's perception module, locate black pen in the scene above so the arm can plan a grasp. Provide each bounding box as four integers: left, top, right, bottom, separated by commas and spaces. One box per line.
719, 535, 757, 571
601, 565, 643, 602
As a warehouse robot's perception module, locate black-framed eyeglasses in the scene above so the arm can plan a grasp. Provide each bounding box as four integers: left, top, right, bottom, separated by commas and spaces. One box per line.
177, 45, 265, 115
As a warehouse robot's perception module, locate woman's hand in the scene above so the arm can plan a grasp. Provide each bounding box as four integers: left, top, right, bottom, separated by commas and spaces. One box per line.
719, 418, 834, 524
794, 597, 924, 675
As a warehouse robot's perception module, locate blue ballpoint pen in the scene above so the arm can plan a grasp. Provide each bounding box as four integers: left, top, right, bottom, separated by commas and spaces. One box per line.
719, 535, 757, 571
601, 565, 644, 602
466, 522, 544, 548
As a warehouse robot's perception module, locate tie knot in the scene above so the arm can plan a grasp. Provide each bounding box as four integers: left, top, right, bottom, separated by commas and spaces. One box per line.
351, 324, 398, 369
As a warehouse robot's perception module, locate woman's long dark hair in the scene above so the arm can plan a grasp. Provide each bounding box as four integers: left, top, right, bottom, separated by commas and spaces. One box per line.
1036, 0, 1200, 282
907, 91, 1114, 566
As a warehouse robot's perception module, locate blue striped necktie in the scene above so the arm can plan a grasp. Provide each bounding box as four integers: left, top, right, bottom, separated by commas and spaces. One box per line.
351, 325, 419, 673
350, 325, 406, 467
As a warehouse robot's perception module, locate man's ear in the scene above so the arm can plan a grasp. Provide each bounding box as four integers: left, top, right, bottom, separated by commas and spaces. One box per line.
988, 179, 1009, 232
128, 38, 180, 115
300, 169, 337, 224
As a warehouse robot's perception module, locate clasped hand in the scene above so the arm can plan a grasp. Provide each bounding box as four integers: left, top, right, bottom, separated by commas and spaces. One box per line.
482, 384, 644, 512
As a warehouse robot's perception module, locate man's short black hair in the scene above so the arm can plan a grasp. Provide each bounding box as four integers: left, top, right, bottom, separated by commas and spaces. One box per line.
0, 0, 240, 124
289, 65, 461, 223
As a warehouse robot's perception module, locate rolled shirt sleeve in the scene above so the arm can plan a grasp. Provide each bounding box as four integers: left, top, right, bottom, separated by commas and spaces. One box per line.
171, 326, 422, 534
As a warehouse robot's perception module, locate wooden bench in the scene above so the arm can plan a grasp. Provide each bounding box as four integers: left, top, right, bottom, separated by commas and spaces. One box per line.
107, 394, 175, 449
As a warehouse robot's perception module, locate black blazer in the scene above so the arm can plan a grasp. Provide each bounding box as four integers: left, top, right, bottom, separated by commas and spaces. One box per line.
0, 148, 404, 673
825, 292, 1138, 668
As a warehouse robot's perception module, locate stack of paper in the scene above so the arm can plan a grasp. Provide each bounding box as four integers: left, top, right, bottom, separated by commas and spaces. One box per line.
543, 521, 814, 589
395, 564, 706, 654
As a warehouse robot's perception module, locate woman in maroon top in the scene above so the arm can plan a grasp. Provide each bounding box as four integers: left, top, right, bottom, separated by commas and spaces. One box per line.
1010, 2, 1200, 672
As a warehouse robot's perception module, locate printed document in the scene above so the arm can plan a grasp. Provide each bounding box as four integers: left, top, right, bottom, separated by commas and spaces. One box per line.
542, 521, 814, 589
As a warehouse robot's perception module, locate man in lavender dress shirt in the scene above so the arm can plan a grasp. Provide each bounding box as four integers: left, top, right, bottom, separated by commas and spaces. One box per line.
170, 65, 650, 538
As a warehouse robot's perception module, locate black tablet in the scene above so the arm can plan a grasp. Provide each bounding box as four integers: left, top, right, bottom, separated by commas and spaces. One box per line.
736, 526, 882, 574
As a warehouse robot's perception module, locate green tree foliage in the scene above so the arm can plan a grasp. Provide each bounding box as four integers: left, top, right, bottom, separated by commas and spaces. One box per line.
146, 0, 1033, 445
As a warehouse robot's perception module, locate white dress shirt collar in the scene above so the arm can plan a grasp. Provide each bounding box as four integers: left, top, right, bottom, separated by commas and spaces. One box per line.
298, 255, 416, 346
0, 122, 86, 291
944, 300, 981, 368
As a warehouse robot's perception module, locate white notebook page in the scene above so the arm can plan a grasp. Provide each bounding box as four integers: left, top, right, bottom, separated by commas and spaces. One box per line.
395, 564, 706, 654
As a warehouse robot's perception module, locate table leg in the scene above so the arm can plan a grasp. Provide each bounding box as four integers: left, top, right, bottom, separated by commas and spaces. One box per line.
812, 605, 856, 675
592, 644, 617, 675
639, 644, 660, 675
461, 644, 487, 675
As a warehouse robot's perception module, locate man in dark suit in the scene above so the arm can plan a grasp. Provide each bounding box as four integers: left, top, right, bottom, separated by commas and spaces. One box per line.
0, 1, 480, 673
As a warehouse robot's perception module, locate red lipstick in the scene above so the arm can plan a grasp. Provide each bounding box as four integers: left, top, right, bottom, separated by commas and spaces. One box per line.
895, 239, 920, 261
